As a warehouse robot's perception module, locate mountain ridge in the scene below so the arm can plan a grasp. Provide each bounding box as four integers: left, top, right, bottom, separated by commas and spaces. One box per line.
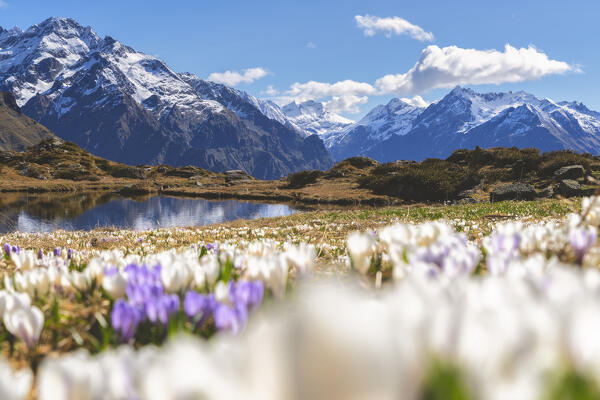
0, 17, 332, 179
0, 91, 56, 151
327, 86, 600, 162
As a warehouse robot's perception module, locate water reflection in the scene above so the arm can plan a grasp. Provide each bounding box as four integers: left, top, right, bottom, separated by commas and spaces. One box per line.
0, 193, 297, 233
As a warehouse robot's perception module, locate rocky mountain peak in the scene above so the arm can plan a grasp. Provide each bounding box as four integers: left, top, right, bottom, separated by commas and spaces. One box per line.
0, 17, 332, 179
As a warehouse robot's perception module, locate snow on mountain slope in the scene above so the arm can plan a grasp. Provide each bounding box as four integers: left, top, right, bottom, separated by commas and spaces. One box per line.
323, 98, 425, 161
366, 86, 600, 162
0, 17, 332, 178
282, 100, 354, 137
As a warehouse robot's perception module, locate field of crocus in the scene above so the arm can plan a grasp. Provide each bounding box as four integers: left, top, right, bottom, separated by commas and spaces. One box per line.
2, 198, 600, 399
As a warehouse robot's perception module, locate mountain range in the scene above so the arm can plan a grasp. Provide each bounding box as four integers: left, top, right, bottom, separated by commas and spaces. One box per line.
298, 87, 600, 162
0, 17, 331, 179
1, 17, 600, 175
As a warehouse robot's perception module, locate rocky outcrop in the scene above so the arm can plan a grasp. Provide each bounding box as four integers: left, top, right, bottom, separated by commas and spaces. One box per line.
554, 165, 585, 180
490, 183, 537, 202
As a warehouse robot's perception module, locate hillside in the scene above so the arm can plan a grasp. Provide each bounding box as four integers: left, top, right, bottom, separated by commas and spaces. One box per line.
0, 92, 55, 151
1, 139, 598, 206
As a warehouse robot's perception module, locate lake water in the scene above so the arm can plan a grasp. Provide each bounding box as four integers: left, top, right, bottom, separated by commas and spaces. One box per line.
0, 193, 298, 233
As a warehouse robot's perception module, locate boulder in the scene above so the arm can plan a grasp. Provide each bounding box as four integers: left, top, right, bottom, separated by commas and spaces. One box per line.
490, 183, 536, 202
0, 151, 15, 163
554, 165, 585, 180
111, 167, 147, 180
537, 186, 554, 199
556, 179, 584, 197
225, 169, 253, 182
458, 197, 478, 204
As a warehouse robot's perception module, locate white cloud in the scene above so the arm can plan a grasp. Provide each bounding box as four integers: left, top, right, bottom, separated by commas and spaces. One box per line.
207, 67, 268, 86
0, 1, 7, 9
355, 15, 434, 42
306, 42, 316, 49
261, 85, 279, 97
400, 95, 429, 108
270, 43, 575, 115
285, 80, 376, 102
324, 95, 369, 114
375, 44, 576, 96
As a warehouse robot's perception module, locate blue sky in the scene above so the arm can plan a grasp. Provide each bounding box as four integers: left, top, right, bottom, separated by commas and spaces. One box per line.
1, 0, 598, 119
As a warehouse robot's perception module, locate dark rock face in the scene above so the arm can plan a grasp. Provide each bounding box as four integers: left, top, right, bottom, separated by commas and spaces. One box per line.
554, 165, 585, 180
0, 92, 20, 113
0, 18, 332, 179
110, 166, 147, 180
0, 91, 56, 151
538, 186, 555, 199
557, 179, 584, 197
490, 183, 537, 202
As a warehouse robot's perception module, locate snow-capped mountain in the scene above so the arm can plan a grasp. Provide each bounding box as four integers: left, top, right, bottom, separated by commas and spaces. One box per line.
357, 86, 600, 162
282, 100, 354, 137
323, 98, 425, 161
0, 17, 332, 179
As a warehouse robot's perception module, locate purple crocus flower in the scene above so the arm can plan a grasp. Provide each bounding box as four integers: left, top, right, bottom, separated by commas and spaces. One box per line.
230, 281, 264, 312
12, 246, 20, 255
570, 227, 597, 263
53, 247, 61, 257
67, 248, 73, 260
3, 244, 10, 256
111, 299, 143, 341
145, 294, 180, 325
183, 292, 215, 321
214, 304, 244, 334
37, 250, 44, 260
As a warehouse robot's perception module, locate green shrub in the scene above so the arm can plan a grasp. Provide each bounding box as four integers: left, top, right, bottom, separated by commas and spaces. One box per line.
448, 147, 541, 179
53, 169, 91, 181
95, 158, 112, 172
339, 156, 379, 169
539, 150, 592, 177
360, 159, 480, 202
286, 170, 324, 188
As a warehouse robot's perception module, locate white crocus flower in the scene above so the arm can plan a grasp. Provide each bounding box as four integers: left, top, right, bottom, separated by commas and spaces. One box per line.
161, 263, 190, 293
201, 254, 220, 286
0, 357, 32, 400
347, 231, 377, 274
69, 270, 93, 292
282, 243, 316, 277
4, 305, 44, 349
214, 281, 231, 305
10, 250, 36, 271
102, 270, 128, 299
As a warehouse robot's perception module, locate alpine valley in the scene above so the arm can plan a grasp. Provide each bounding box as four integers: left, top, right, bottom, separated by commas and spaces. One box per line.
2, 18, 600, 178
0, 17, 332, 179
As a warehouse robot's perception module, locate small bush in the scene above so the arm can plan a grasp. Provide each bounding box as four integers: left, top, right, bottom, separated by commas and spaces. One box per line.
339, 156, 379, 169
95, 158, 112, 172
448, 147, 541, 178
360, 159, 480, 202
286, 170, 323, 188
54, 169, 92, 181
539, 151, 592, 177
165, 166, 205, 178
